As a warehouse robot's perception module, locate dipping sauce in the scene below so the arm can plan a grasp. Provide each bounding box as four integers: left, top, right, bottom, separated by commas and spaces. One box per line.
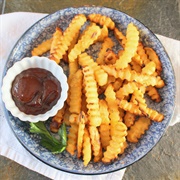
11, 68, 61, 115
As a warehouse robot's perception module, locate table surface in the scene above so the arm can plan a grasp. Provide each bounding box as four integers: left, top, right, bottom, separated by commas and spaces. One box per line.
0, 0, 180, 179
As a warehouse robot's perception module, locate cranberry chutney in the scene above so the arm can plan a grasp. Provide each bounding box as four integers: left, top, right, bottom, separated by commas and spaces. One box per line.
11, 68, 61, 115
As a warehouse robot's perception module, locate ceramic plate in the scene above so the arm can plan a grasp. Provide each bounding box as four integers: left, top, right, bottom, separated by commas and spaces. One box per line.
2, 7, 176, 175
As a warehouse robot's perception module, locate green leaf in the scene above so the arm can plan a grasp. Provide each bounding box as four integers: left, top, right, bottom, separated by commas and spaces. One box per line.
58, 123, 67, 147
30, 121, 67, 154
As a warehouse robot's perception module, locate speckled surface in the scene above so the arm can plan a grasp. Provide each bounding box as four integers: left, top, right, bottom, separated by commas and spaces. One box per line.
1, 0, 180, 179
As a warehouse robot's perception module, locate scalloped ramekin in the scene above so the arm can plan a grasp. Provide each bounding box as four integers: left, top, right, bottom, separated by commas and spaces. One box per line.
1, 56, 68, 122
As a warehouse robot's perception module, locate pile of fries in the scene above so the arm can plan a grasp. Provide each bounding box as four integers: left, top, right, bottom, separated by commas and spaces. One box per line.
31, 13, 165, 166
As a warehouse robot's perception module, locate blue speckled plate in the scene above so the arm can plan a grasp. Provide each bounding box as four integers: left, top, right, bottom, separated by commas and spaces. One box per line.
2, 7, 176, 175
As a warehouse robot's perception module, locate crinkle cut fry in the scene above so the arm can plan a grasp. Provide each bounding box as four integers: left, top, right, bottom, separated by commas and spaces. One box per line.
146, 85, 161, 102
104, 49, 118, 65
31, 37, 53, 56
96, 37, 114, 65
115, 23, 139, 69
89, 126, 101, 158
104, 84, 122, 137
68, 24, 101, 62
69, 69, 83, 114
82, 127, 92, 166
137, 42, 150, 65
77, 112, 86, 158
101, 65, 158, 86
51, 14, 87, 64
144, 47, 162, 75
66, 123, 78, 155
82, 66, 102, 127
102, 122, 127, 163
50, 27, 63, 56
127, 117, 151, 143
88, 13, 115, 30
78, 52, 108, 86
99, 99, 111, 149
118, 99, 142, 115
116, 82, 139, 100
139, 103, 164, 122
50, 103, 67, 133
114, 27, 126, 47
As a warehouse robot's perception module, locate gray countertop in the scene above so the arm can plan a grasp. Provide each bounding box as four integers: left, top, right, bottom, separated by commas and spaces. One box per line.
0, 0, 180, 179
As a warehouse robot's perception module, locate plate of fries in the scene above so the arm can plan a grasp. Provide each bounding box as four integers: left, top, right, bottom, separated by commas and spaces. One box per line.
3, 7, 176, 174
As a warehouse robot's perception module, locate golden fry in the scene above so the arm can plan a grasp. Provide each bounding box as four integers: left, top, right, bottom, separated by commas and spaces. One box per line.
102, 122, 127, 163
104, 49, 118, 65
82, 127, 92, 166
69, 69, 83, 114
78, 52, 108, 86
50, 103, 67, 133
66, 123, 78, 155
97, 25, 109, 42
31, 38, 53, 56
51, 14, 87, 64
68, 24, 101, 62
77, 112, 86, 158
88, 14, 115, 30
50, 27, 63, 57
144, 47, 162, 75
96, 37, 114, 65
146, 85, 161, 102
127, 117, 151, 143
123, 111, 136, 128
115, 23, 139, 69
82, 66, 102, 126
105, 84, 122, 137
114, 27, 126, 47
99, 100, 111, 149
89, 126, 101, 158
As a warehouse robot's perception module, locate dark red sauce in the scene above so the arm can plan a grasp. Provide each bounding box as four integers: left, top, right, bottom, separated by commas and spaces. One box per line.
11, 68, 61, 115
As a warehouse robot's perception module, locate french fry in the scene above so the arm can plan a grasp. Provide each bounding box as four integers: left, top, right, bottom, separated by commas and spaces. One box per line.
102, 122, 127, 163
116, 82, 138, 100
51, 14, 87, 64
66, 123, 78, 155
104, 84, 122, 137
114, 27, 126, 47
123, 111, 136, 128
118, 99, 142, 115
139, 104, 164, 122
142, 61, 156, 75
137, 42, 149, 65
68, 24, 101, 62
144, 47, 162, 75
78, 52, 108, 86
88, 14, 115, 30
50, 27, 63, 58
127, 117, 151, 143
69, 69, 83, 114
31, 38, 53, 56
89, 126, 101, 158
50, 103, 67, 133
101, 65, 158, 86
82, 66, 102, 127
82, 127, 92, 166
146, 85, 161, 102
99, 100, 111, 149
115, 23, 139, 69
77, 112, 86, 158
97, 25, 109, 42
104, 49, 118, 65
96, 37, 114, 65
